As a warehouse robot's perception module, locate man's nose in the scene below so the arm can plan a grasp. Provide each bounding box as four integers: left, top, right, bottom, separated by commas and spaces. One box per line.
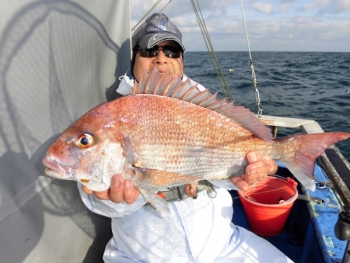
155, 47, 167, 61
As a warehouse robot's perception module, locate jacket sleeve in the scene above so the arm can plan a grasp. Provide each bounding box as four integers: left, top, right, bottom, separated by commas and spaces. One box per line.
77, 183, 148, 218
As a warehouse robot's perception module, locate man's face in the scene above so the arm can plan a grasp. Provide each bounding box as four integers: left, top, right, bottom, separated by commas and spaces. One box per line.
133, 40, 184, 81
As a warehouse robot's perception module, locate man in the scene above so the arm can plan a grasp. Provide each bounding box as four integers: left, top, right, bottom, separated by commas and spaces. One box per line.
79, 13, 293, 263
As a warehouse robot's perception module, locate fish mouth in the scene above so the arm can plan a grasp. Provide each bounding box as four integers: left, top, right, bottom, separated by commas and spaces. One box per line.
42, 156, 72, 180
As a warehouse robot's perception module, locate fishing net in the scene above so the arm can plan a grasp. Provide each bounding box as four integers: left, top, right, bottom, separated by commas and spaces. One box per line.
0, 1, 130, 262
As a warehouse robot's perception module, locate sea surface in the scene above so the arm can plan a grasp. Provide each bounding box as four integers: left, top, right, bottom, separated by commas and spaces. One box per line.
184, 51, 350, 161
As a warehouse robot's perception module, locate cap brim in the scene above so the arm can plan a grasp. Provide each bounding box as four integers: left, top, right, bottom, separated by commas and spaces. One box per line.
138, 32, 185, 52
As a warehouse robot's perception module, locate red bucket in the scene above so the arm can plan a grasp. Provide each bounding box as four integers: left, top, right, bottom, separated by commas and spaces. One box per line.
238, 176, 298, 236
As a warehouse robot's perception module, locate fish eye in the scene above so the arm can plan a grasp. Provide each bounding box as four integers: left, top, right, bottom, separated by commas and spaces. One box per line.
75, 133, 94, 148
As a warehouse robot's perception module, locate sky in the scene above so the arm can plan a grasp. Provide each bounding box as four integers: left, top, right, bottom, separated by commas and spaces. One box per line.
130, 0, 350, 52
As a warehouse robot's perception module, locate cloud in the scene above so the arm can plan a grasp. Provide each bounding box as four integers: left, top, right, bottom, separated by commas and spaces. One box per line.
130, 0, 232, 19
301, 0, 330, 11
129, 0, 350, 52
279, 0, 295, 3
252, 2, 274, 14
182, 13, 350, 52
278, 3, 291, 13
320, 0, 350, 14
235, 16, 350, 51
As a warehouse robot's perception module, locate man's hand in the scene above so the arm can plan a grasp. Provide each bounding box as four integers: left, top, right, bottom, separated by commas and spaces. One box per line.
184, 183, 199, 198
81, 174, 140, 204
230, 152, 277, 191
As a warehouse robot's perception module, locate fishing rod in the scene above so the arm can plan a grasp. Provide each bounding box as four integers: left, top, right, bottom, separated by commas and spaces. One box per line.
239, 0, 263, 117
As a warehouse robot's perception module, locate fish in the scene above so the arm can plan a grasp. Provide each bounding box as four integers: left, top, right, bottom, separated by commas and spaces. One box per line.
42, 68, 350, 213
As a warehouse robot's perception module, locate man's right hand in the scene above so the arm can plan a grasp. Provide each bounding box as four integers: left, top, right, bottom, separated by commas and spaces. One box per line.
81, 174, 140, 204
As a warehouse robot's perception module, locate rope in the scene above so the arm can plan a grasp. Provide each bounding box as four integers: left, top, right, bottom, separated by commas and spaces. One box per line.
233, 186, 292, 203
239, 0, 263, 116
190, 0, 235, 102
131, 0, 162, 31
159, 0, 172, 13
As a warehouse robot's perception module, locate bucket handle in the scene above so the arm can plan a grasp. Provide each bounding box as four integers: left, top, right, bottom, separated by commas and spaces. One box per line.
270, 175, 298, 188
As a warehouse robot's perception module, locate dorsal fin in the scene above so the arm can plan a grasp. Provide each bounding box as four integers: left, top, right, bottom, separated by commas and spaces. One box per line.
132, 69, 273, 142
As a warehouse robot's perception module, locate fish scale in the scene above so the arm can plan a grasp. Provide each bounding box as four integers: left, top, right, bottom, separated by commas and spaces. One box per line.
42, 68, 350, 213
124, 95, 250, 177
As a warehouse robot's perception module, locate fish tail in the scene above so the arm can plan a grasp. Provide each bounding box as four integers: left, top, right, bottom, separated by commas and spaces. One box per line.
276, 132, 350, 191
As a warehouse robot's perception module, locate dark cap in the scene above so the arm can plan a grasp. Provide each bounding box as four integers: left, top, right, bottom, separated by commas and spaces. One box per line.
132, 13, 185, 53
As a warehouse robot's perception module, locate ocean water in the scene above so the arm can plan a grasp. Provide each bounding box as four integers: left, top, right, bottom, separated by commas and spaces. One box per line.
184, 52, 350, 161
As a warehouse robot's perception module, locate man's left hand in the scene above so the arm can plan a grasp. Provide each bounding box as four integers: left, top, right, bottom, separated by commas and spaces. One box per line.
230, 152, 277, 191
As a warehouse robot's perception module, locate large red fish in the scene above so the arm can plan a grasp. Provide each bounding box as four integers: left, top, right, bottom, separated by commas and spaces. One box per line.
42, 69, 350, 213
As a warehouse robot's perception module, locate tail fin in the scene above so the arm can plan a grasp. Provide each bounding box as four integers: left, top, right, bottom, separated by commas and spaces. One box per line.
276, 132, 350, 191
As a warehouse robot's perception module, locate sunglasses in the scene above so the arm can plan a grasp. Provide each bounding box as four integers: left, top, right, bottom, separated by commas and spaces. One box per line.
139, 45, 182, 58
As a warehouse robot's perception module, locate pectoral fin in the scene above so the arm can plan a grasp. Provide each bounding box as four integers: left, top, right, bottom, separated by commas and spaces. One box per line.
140, 188, 170, 214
